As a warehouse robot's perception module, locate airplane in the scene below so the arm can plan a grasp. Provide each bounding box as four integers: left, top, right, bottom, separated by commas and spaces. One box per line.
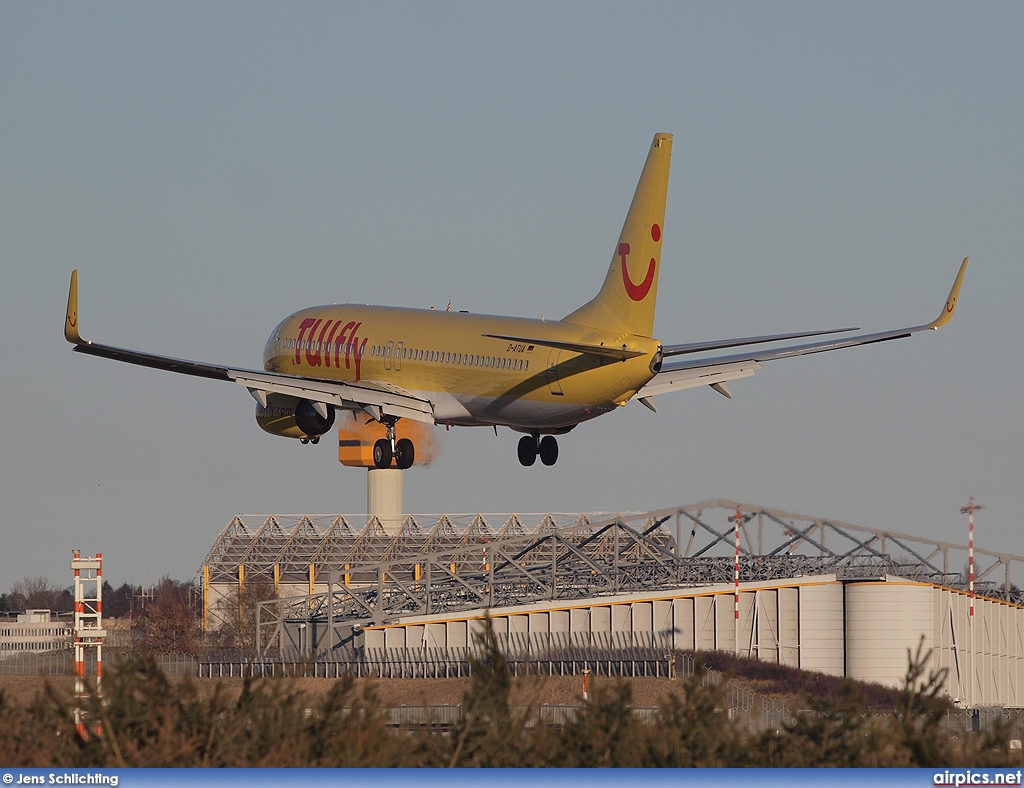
64, 133, 968, 469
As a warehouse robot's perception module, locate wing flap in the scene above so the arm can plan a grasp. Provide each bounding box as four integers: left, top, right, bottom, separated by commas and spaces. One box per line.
637, 361, 761, 399
230, 372, 434, 423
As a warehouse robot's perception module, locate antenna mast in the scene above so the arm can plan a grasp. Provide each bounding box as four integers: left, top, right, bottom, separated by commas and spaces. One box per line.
960, 497, 984, 709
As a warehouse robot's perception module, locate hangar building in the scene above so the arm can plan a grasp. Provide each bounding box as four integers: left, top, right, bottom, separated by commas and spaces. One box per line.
197, 500, 1024, 707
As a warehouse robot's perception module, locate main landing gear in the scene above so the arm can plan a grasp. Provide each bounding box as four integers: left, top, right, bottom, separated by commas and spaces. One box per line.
517, 432, 558, 467
373, 420, 415, 470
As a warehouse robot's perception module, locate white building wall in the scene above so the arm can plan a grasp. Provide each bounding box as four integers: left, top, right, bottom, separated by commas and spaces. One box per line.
694, 596, 715, 651
756, 589, 779, 663
846, 582, 933, 688
799, 583, 845, 676
354, 575, 1024, 707
674, 597, 694, 651
779, 587, 800, 668
931, 588, 966, 704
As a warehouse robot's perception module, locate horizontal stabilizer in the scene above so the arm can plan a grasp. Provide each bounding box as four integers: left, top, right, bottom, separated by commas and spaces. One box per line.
481, 333, 645, 360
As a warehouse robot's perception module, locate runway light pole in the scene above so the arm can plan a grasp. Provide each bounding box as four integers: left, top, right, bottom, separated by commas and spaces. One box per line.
961, 497, 984, 709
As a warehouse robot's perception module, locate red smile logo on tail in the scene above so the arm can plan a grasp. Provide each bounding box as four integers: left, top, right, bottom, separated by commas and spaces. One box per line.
618, 224, 660, 302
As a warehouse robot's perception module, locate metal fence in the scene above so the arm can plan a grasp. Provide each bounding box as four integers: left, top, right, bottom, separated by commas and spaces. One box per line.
6, 647, 1021, 738
375, 704, 660, 728
0, 650, 200, 677
194, 653, 673, 679
0, 649, 73, 676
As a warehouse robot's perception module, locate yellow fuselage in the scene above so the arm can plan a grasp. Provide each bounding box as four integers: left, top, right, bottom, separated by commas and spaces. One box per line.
262, 305, 661, 430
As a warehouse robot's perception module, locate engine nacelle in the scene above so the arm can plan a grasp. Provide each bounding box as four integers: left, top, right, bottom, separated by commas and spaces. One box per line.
256, 394, 336, 440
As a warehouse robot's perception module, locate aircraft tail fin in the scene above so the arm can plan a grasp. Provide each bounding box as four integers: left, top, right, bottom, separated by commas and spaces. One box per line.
563, 133, 673, 338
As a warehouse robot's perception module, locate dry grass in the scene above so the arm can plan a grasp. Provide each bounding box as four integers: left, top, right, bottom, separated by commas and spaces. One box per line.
0, 673, 676, 709
0, 631, 1020, 767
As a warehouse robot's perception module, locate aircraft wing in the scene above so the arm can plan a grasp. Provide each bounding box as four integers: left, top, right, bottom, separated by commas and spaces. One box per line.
63, 271, 435, 424
637, 258, 968, 402
661, 326, 856, 357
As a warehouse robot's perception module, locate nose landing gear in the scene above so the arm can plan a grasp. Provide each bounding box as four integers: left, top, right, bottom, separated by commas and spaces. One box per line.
518, 432, 559, 467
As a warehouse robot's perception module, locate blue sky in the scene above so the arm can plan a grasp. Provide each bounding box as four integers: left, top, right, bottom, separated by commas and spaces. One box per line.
2, 2, 1021, 587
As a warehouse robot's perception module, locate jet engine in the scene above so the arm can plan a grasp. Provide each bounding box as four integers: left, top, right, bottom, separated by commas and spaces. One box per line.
256, 393, 335, 442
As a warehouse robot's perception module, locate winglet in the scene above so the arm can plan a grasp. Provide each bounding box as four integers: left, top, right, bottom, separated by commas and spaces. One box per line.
926, 257, 968, 329
65, 269, 83, 344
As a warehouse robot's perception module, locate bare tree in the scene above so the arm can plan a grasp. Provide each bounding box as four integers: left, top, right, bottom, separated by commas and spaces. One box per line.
213, 578, 277, 654
139, 578, 201, 655
9, 577, 73, 612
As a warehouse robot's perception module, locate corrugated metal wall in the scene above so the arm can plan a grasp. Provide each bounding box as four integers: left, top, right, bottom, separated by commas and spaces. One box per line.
845, 580, 1024, 707
364, 577, 844, 675
364, 575, 1024, 706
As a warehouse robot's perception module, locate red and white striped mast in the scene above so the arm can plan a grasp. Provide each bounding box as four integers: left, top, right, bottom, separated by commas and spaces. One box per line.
960, 498, 984, 708
961, 497, 984, 619
729, 508, 753, 656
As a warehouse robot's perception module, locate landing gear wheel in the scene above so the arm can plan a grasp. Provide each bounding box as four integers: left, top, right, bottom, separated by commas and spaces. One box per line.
394, 438, 415, 469
310, 435, 320, 445
539, 435, 559, 466
300, 437, 309, 445
373, 438, 393, 469
517, 435, 537, 466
